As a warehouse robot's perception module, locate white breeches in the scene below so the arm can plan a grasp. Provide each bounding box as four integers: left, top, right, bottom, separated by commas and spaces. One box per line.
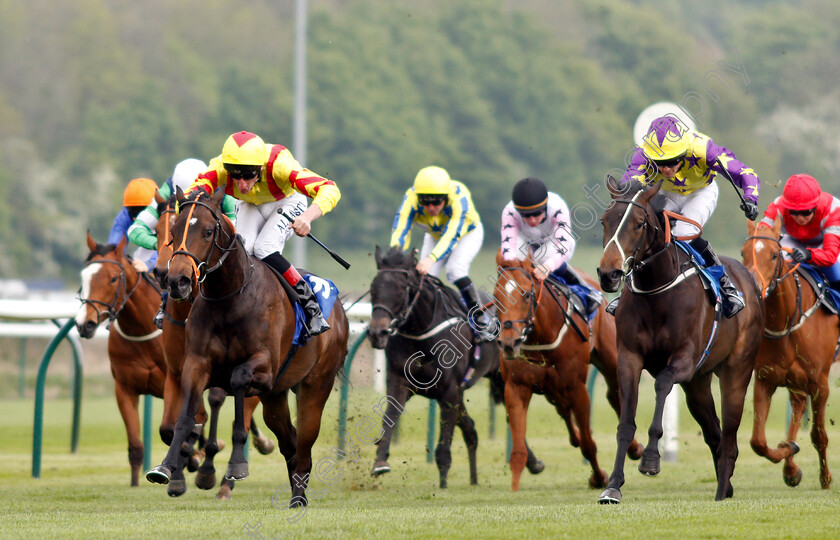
234, 194, 307, 259
420, 222, 484, 283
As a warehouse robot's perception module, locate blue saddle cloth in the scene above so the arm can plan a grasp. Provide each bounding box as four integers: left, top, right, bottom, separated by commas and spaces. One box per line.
292, 274, 340, 346
674, 241, 723, 302
797, 263, 840, 312
548, 270, 598, 321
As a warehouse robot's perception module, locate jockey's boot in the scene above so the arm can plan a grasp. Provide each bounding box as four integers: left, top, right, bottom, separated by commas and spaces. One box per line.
261, 252, 330, 336
605, 297, 619, 316
690, 237, 745, 318
558, 264, 603, 318
153, 292, 168, 330
454, 277, 499, 342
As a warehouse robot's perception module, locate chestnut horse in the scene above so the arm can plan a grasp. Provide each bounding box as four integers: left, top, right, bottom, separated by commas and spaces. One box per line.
153, 193, 274, 500
597, 179, 763, 503
742, 218, 838, 488
146, 189, 349, 507
76, 233, 167, 486
494, 251, 642, 491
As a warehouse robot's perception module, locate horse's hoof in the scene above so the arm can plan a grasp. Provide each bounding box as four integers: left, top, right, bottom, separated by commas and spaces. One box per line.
526, 459, 545, 475
289, 495, 308, 508
215, 486, 232, 501
784, 468, 803, 487
440, 478, 448, 489
598, 487, 621, 504
371, 461, 391, 477
224, 462, 249, 481
627, 442, 643, 461
253, 436, 275, 455
195, 468, 217, 490
167, 479, 187, 497
639, 455, 660, 476
187, 453, 201, 473
145, 465, 171, 485
589, 470, 609, 489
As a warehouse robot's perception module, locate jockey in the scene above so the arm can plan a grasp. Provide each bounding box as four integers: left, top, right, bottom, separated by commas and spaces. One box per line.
500, 177, 602, 318
127, 158, 237, 328
110, 177, 158, 274
187, 131, 340, 336
390, 166, 498, 342
759, 173, 840, 288
611, 115, 761, 318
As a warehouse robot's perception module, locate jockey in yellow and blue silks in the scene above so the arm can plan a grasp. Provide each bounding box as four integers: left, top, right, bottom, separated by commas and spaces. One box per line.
390, 166, 497, 341
188, 131, 341, 336
614, 115, 762, 318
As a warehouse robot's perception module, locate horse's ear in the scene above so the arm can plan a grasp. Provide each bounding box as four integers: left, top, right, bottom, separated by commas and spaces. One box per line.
374, 245, 382, 269
495, 247, 505, 266
772, 215, 782, 236
746, 218, 755, 236
639, 180, 663, 204
211, 187, 225, 207
606, 175, 624, 199
115, 235, 127, 257
86, 230, 97, 253
176, 186, 186, 204
154, 189, 165, 205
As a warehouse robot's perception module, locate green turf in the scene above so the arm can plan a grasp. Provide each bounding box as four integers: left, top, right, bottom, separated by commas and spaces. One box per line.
2, 372, 840, 539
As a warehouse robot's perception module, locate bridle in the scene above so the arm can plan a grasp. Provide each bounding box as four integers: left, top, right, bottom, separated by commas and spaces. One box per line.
168, 198, 253, 301
602, 190, 662, 275
497, 266, 538, 344
79, 258, 142, 324
371, 268, 427, 334
743, 234, 799, 298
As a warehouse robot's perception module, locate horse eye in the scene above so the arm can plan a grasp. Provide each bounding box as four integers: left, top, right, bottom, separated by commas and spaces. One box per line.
110, 276, 119, 284
771, 253, 778, 260
634, 221, 644, 230
204, 229, 214, 239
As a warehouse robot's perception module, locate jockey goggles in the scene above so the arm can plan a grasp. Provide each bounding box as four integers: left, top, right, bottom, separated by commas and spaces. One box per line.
651, 154, 685, 168
789, 208, 816, 217
225, 164, 261, 180
418, 194, 447, 206
519, 208, 545, 218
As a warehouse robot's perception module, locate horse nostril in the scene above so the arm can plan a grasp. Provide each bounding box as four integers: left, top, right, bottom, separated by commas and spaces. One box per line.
513, 338, 523, 348
609, 270, 623, 282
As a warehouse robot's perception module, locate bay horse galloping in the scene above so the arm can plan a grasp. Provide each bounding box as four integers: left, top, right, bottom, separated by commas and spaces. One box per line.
152, 193, 275, 500
494, 250, 642, 491
597, 179, 763, 503
742, 217, 838, 488
76, 233, 167, 486
367, 246, 544, 488
146, 189, 348, 507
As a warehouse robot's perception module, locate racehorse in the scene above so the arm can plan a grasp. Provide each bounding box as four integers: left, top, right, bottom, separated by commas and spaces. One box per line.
152, 192, 275, 500
596, 178, 763, 503
493, 250, 643, 491
742, 217, 838, 488
146, 188, 349, 507
367, 246, 544, 488
76, 233, 167, 486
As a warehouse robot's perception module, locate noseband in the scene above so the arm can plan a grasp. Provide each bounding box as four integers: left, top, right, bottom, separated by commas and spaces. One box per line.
603, 191, 661, 274
79, 259, 140, 323
744, 234, 799, 298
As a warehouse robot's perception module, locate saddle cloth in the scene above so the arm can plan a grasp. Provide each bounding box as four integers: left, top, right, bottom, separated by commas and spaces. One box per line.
547, 270, 597, 321
292, 274, 340, 346
675, 241, 723, 304
797, 263, 840, 315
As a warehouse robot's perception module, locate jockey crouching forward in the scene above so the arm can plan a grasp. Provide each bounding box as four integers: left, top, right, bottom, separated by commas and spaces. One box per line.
187, 131, 339, 336
759, 173, 840, 289
390, 166, 498, 342
610, 115, 762, 318
500, 177, 602, 318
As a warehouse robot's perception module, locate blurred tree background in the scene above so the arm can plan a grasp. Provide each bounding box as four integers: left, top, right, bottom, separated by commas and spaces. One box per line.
1, 0, 838, 283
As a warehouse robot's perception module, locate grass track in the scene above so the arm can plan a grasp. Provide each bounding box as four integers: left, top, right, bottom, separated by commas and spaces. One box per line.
2, 373, 840, 539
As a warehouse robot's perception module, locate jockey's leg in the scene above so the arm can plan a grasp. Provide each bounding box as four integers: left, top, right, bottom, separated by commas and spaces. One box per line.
555, 263, 603, 318
689, 237, 745, 318
261, 252, 330, 336
453, 277, 498, 342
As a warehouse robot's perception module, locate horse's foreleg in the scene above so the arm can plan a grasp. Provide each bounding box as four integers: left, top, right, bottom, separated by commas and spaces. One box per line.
504, 381, 532, 492
598, 350, 642, 505
810, 376, 831, 489
568, 381, 607, 489
114, 382, 142, 486
373, 374, 410, 477
639, 368, 679, 477
455, 393, 479, 486
260, 391, 297, 493
749, 376, 778, 461
159, 370, 182, 447
288, 378, 335, 507
592, 356, 643, 460
196, 387, 226, 490
247, 397, 275, 455
225, 365, 252, 482
780, 390, 808, 486
716, 363, 752, 501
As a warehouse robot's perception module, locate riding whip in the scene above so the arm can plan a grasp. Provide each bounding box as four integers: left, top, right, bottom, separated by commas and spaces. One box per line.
278, 209, 351, 269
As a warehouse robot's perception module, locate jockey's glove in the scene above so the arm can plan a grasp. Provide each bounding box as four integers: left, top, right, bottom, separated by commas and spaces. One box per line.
740, 200, 759, 221
791, 247, 812, 263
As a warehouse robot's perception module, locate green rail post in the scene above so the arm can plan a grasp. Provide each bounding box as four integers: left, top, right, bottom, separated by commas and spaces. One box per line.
337, 328, 368, 456
33, 318, 81, 477
426, 401, 437, 463
143, 394, 153, 472
18, 337, 27, 399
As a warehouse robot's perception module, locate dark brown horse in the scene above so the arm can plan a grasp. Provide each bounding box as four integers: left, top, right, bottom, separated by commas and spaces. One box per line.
75, 233, 167, 486
152, 193, 275, 500
596, 179, 763, 503
494, 251, 642, 491
742, 217, 838, 488
146, 189, 349, 507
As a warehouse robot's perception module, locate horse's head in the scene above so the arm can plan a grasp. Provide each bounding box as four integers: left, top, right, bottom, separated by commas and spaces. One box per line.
75, 232, 135, 338
368, 245, 419, 349
742, 216, 785, 298
151, 190, 175, 289
166, 188, 235, 300
598, 177, 663, 292
494, 250, 537, 359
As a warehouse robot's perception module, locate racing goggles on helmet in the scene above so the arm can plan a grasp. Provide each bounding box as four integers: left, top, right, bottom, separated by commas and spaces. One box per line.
518, 207, 546, 219
224, 164, 261, 180
651, 154, 685, 168
418, 194, 447, 206
789, 208, 816, 217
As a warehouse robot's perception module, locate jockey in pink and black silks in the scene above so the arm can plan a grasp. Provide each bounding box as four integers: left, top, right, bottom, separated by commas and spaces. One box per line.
188, 131, 341, 336
759, 174, 840, 287
613, 115, 762, 318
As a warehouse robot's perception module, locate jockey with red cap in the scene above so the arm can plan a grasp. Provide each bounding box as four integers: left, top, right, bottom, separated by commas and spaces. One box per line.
759, 174, 840, 287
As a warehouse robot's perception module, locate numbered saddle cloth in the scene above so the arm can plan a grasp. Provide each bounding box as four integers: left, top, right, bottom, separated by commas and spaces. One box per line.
292, 274, 340, 346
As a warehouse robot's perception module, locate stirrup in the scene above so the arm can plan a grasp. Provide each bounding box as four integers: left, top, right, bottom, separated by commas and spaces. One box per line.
153, 307, 165, 329
722, 292, 745, 318
605, 298, 619, 315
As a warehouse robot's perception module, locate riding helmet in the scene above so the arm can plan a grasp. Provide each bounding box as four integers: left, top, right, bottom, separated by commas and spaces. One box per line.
641, 115, 692, 162
512, 177, 548, 214
781, 174, 821, 211
413, 166, 451, 195
221, 131, 267, 166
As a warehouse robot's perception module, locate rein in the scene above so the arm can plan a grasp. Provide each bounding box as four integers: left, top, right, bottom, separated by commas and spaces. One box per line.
372, 269, 429, 335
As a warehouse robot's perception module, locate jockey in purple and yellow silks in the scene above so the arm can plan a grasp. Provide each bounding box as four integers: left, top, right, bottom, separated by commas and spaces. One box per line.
390, 166, 497, 341
188, 131, 341, 336
611, 115, 762, 318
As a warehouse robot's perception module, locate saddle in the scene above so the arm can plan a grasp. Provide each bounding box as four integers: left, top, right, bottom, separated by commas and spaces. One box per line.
794, 264, 840, 316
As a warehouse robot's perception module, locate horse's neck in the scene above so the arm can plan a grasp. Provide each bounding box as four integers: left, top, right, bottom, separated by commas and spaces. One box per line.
631, 243, 684, 290
118, 271, 156, 329
201, 239, 251, 298
766, 270, 807, 324
533, 284, 571, 340
403, 282, 448, 330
